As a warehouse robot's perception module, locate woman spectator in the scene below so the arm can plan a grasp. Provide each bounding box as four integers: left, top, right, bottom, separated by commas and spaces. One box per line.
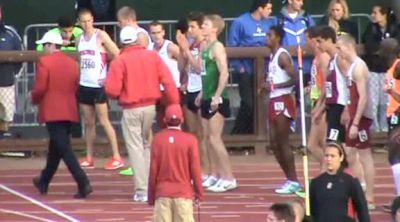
319, 0, 358, 40
362, 2, 400, 133
310, 142, 370, 222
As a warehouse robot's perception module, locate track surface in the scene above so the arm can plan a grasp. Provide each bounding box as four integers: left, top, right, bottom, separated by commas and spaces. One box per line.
0, 157, 394, 222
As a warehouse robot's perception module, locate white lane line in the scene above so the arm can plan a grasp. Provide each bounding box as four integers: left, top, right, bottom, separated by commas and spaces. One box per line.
0, 208, 55, 222
0, 184, 79, 222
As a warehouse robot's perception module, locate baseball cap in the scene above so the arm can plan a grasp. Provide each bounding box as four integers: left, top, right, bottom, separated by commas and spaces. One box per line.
36, 31, 63, 45
120, 26, 138, 44
165, 104, 183, 123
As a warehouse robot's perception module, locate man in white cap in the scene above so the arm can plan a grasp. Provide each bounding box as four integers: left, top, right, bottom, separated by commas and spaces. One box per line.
105, 26, 179, 202
32, 31, 92, 199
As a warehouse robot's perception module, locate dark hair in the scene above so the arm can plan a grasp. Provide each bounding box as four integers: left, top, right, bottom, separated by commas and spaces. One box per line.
270, 203, 295, 222
325, 142, 349, 170
187, 11, 204, 27
175, 17, 189, 34
373, 1, 397, 25
315, 25, 337, 43
270, 26, 285, 44
250, 0, 272, 13
57, 16, 75, 28
149, 20, 164, 29
391, 196, 400, 219
305, 26, 320, 38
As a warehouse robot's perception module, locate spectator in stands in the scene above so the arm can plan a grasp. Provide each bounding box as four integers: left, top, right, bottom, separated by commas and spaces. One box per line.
362, 2, 400, 133
267, 202, 295, 222
228, 0, 275, 135
75, 0, 116, 22
278, 0, 315, 132
0, 5, 22, 138
148, 104, 203, 221
319, 0, 358, 40
31, 31, 92, 199
105, 26, 179, 202
36, 16, 83, 138
310, 142, 370, 222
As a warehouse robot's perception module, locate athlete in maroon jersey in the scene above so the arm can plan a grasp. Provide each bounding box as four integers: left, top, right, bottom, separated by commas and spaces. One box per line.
336, 34, 375, 209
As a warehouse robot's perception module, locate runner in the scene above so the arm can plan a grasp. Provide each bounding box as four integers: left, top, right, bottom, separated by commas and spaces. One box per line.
76, 9, 123, 170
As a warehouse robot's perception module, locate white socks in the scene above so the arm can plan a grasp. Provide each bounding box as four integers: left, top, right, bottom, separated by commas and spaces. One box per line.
391, 163, 400, 196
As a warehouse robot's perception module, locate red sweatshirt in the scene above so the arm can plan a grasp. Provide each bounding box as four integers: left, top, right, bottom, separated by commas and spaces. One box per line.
105, 45, 179, 108
148, 128, 204, 205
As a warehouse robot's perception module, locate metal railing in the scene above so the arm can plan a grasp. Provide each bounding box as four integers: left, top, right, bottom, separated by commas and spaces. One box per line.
14, 13, 371, 127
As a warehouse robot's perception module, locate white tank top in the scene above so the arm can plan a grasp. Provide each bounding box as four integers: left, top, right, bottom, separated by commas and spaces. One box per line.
268, 48, 294, 98
150, 40, 180, 88
333, 55, 349, 106
187, 42, 202, 93
78, 30, 107, 88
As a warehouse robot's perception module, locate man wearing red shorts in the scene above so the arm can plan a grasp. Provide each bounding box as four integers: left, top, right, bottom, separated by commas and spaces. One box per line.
336, 35, 375, 208
262, 26, 300, 194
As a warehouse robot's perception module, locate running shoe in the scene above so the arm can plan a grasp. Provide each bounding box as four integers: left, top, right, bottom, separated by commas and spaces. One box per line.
295, 191, 306, 199
104, 158, 124, 170
202, 175, 218, 188
80, 158, 94, 169
119, 167, 134, 176
207, 179, 238, 192
133, 192, 148, 202
275, 181, 302, 194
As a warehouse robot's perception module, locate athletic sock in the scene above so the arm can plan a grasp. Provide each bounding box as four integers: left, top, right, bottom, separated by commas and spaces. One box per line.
391, 163, 400, 195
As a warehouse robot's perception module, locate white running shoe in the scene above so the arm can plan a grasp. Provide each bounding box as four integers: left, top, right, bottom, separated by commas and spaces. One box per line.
133, 192, 148, 202
275, 181, 302, 194
202, 175, 218, 187
207, 179, 238, 192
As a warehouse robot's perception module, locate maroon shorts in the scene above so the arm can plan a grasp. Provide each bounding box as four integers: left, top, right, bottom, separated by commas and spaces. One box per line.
268, 94, 297, 122
345, 117, 372, 149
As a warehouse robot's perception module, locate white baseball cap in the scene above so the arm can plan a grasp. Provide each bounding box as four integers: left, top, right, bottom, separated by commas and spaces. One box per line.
120, 26, 138, 44
36, 31, 63, 45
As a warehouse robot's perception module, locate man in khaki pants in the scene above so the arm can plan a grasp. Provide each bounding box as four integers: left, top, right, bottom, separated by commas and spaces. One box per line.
105, 26, 179, 202
148, 104, 203, 222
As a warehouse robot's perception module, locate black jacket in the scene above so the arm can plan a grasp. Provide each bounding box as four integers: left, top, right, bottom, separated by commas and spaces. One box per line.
0, 25, 22, 87
310, 171, 370, 222
362, 21, 400, 72
319, 16, 359, 41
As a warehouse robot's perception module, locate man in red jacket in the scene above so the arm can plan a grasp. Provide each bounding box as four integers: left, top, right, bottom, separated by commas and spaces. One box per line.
105, 26, 179, 202
31, 31, 91, 198
148, 104, 203, 221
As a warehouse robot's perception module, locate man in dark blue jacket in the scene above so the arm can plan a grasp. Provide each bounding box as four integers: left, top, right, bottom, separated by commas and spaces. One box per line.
228, 0, 276, 135
0, 5, 23, 137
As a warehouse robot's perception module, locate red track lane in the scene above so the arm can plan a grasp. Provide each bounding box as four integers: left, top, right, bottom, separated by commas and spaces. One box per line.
0, 163, 394, 222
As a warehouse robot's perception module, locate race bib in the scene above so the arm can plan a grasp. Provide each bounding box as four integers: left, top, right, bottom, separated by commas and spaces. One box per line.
81, 58, 95, 70
200, 60, 206, 76
274, 102, 284, 112
325, 82, 333, 98
358, 130, 368, 142
391, 115, 399, 125
328, 128, 339, 141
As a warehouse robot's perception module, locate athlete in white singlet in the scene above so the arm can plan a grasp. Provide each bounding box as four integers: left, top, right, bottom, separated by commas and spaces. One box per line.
117, 6, 151, 49
76, 9, 123, 170
149, 21, 181, 128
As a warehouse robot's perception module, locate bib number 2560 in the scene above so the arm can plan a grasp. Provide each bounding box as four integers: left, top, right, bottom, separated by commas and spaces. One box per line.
81, 59, 95, 70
